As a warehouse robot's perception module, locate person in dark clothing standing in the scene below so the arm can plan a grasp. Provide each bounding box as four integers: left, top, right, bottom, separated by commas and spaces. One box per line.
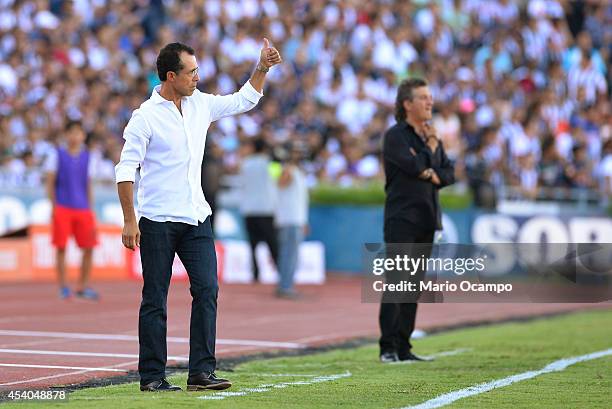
201, 139, 223, 229
239, 138, 279, 282
379, 78, 455, 363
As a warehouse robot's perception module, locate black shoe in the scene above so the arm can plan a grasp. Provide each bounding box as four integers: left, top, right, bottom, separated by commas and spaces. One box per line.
140, 378, 182, 392
398, 352, 432, 362
187, 372, 232, 391
380, 351, 399, 363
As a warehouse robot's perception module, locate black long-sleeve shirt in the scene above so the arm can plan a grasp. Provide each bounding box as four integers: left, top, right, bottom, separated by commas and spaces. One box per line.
383, 121, 455, 235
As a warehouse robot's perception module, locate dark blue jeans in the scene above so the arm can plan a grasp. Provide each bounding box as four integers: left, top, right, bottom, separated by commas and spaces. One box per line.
138, 217, 218, 384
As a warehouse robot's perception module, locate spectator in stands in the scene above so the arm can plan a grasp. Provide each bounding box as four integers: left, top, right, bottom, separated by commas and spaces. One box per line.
567, 144, 595, 190
600, 140, 612, 199
465, 131, 498, 209
539, 137, 569, 194
568, 49, 608, 105
0, 0, 609, 207
516, 153, 539, 200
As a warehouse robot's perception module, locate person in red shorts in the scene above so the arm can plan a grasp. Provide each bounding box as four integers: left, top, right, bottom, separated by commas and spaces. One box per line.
44, 120, 99, 300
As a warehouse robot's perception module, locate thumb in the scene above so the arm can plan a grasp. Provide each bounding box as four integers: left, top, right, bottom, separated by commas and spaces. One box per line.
262, 37, 270, 49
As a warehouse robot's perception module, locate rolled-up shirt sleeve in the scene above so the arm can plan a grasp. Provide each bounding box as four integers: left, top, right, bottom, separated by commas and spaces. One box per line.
207, 81, 263, 122
115, 111, 151, 183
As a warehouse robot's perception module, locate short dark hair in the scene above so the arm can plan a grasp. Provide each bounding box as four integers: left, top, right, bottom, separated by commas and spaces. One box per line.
156, 42, 195, 82
65, 120, 82, 131
253, 138, 267, 153
394, 78, 428, 122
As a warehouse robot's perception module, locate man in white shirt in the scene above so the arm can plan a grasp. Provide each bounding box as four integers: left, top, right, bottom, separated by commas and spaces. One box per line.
115, 41, 281, 392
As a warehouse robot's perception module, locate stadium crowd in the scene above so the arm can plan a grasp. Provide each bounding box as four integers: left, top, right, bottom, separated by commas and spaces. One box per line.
0, 0, 610, 203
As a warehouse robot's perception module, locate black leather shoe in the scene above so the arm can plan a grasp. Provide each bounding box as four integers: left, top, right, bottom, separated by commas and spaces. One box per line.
140, 378, 182, 392
187, 372, 232, 391
398, 352, 432, 362
380, 351, 399, 363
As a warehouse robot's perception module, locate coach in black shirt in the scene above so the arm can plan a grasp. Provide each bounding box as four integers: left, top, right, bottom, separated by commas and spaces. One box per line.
379, 78, 455, 363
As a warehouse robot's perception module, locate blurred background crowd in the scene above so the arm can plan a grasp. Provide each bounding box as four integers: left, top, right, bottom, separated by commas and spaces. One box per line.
0, 0, 610, 205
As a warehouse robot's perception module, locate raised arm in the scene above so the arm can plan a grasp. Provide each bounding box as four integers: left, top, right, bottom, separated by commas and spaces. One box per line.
207, 38, 282, 122
249, 38, 282, 93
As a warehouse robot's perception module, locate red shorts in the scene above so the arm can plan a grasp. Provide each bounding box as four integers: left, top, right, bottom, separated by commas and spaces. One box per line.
52, 205, 98, 249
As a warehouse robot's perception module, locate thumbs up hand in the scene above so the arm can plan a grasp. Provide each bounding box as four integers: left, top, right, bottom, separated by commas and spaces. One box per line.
258, 37, 282, 70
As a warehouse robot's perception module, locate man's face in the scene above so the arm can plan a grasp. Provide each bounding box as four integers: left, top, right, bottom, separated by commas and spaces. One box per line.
404, 86, 434, 122
170, 52, 200, 97
577, 31, 592, 52
66, 125, 85, 146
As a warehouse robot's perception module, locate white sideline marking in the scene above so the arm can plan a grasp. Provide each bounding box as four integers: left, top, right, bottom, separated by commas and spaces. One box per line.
253, 348, 469, 371
0, 348, 188, 361
0, 363, 128, 372
0, 359, 138, 387
400, 348, 612, 409
0, 330, 304, 349
258, 362, 336, 369
199, 371, 352, 401
246, 373, 320, 377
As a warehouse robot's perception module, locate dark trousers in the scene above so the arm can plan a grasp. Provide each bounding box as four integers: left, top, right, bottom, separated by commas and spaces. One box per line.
244, 216, 279, 281
138, 217, 218, 384
379, 227, 434, 357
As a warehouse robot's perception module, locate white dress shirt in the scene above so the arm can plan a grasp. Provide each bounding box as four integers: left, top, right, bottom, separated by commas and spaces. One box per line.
115, 81, 263, 225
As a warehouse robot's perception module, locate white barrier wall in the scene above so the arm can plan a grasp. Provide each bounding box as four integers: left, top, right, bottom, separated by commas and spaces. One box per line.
130, 240, 326, 284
